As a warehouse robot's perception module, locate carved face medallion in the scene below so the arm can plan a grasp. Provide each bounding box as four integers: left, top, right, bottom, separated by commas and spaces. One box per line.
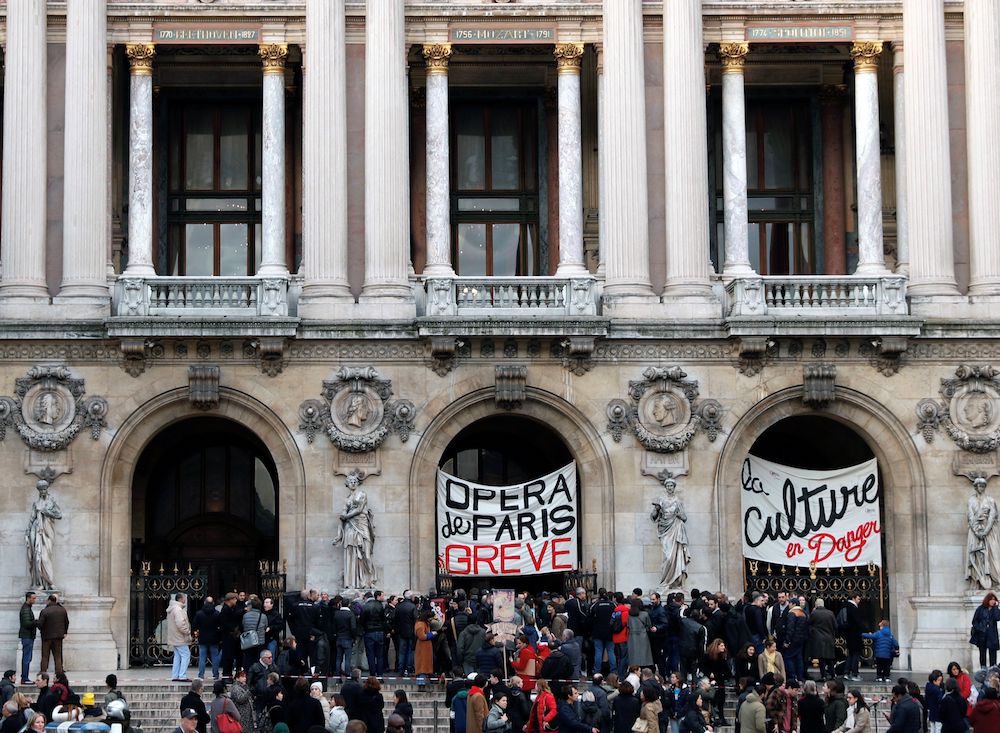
22, 384, 75, 433
639, 388, 691, 437
331, 387, 384, 434
953, 385, 1000, 434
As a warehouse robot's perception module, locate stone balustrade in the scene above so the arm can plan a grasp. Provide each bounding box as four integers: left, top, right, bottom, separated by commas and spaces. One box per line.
115, 276, 290, 318
726, 275, 908, 317
424, 276, 599, 317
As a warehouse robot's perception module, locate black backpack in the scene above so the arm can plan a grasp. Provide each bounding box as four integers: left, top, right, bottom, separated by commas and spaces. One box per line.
836, 606, 849, 632
610, 610, 625, 635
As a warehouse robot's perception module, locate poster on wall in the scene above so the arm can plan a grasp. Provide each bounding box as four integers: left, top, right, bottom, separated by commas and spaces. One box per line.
436, 462, 578, 576
741, 454, 882, 568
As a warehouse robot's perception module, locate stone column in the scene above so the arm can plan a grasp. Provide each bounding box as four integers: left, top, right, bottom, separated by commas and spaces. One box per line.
56, 0, 110, 309
820, 85, 848, 275
719, 42, 753, 276
360, 0, 413, 309
0, 0, 49, 308
903, 0, 959, 298
595, 43, 605, 280
662, 0, 715, 313
892, 45, 908, 276
258, 43, 289, 277
423, 43, 454, 278
601, 0, 655, 305
123, 44, 156, 277
965, 0, 1000, 298
299, 0, 353, 310
851, 42, 888, 275
554, 43, 588, 278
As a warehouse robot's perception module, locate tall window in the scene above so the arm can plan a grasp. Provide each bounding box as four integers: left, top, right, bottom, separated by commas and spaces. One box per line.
166, 103, 262, 276
714, 98, 816, 275
451, 101, 539, 276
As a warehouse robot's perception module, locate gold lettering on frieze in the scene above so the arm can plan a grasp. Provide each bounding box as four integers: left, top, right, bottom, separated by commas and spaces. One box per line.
153, 26, 261, 44
449, 25, 557, 45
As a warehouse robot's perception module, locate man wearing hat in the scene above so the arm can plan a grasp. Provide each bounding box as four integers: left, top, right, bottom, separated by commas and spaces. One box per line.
175, 708, 200, 733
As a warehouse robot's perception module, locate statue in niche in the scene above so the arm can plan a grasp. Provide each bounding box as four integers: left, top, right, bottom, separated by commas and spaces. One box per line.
332, 471, 378, 589
968, 475, 1000, 590
650, 471, 690, 589
26, 480, 62, 590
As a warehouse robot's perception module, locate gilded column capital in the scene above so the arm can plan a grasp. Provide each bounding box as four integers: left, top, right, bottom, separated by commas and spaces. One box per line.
718, 42, 749, 74
126, 44, 156, 76
259, 43, 289, 75
554, 42, 585, 75
850, 41, 883, 74
422, 43, 452, 75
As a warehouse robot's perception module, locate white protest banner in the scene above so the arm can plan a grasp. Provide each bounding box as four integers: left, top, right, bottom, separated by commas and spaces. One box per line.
437, 462, 578, 576
741, 454, 882, 567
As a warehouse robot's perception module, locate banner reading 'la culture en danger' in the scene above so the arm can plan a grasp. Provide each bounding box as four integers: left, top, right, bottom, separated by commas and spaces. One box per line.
436, 462, 578, 576
741, 454, 882, 568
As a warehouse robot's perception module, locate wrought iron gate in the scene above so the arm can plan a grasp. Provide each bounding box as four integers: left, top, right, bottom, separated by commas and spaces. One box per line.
129, 561, 208, 667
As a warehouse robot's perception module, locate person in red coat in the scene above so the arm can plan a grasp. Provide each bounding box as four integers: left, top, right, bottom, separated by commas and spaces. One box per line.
969, 686, 1000, 733
947, 661, 973, 715
510, 635, 538, 692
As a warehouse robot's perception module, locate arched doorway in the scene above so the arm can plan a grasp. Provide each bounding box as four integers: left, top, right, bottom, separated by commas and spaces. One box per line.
437, 413, 578, 596
132, 417, 279, 595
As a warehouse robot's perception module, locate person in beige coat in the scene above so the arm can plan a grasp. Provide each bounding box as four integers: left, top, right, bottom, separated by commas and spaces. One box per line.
739, 687, 767, 733
167, 593, 194, 681
757, 639, 786, 682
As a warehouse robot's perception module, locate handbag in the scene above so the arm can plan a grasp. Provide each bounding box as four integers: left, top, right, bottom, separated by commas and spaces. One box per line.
631, 719, 650, 733
216, 712, 242, 733
239, 612, 266, 650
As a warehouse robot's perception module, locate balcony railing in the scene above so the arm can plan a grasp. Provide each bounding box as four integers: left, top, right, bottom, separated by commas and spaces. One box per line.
725, 275, 908, 318
423, 276, 599, 317
115, 276, 290, 318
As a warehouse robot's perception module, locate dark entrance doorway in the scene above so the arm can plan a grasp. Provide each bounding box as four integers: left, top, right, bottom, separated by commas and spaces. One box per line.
437, 415, 579, 598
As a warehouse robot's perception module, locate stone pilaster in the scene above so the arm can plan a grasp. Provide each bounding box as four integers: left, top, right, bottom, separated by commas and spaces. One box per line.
965, 0, 1000, 299
903, 0, 960, 299
554, 43, 588, 278
258, 43, 289, 277
719, 42, 753, 276
123, 44, 155, 277
600, 1, 656, 309
662, 0, 716, 314
892, 45, 909, 277
851, 41, 888, 275
360, 0, 414, 313
423, 43, 455, 278
55, 0, 110, 312
299, 0, 353, 313
0, 0, 49, 311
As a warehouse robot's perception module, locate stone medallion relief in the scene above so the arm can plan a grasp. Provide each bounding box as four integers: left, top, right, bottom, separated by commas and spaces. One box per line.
0, 366, 108, 451
917, 365, 1000, 453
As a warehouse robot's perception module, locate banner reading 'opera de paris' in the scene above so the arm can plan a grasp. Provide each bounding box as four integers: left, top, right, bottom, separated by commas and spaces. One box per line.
436, 462, 578, 576
741, 454, 882, 568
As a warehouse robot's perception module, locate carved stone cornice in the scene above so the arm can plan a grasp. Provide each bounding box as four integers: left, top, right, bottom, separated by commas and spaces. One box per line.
850, 41, 883, 73
126, 43, 156, 76
554, 42, 585, 75
422, 43, 452, 75
718, 42, 749, 73
259, 43, 288, 75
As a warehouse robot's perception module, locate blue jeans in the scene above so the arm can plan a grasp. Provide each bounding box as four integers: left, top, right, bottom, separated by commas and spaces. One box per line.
364, 632, 385, 677
397, 638, 415, 674
20, 638, 33, 682
172, 644, 192, 679
198, 643, 221, 679
785, 644, 804, 682
616, 642, 629, 678
594, 639, 616, 675
847, 650, 861, 677
336, 638, 353, 677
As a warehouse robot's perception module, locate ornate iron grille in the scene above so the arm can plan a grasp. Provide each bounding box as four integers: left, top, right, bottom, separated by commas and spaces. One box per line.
129, 561, 208, 667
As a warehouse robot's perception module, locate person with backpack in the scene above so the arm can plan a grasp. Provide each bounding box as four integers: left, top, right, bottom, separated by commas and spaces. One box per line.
679, 610, 707, 683
589, 592, 617, 677
611, 593, 631, 678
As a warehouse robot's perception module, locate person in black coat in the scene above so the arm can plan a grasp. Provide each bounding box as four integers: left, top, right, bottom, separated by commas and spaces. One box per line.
357, 677, 385, 733
179, 680, 211, 733
218, 593, 244, 678
679, 691, 711, 733
843, 594, 867, 681
970, 592, 1000, 669
886, 685, 923, 733
939, 679, 967, 733
193, 599, 222, 680
340, 669, 364, 721
796, 681, 826, 733
507, 678, 532, 733
394, 594, 418, 676
284, 678, 324, 733
612, 681, 642, 733
556, 686, 598, 733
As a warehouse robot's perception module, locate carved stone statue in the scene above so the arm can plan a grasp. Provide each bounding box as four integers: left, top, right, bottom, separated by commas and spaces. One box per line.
26, 480, 62, 590
332, 471, 378, 589
967, 475, 1000, 589
650, 471, 690, 589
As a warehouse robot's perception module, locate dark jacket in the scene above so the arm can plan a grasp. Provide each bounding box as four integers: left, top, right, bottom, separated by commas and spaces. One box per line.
589, 599, 617, 642
218, 603, 244, 637
507, 688, 532, 733
247, 660, 278, 696
925, 682, 944, 723
797, 694, 826, 733
180, 691, 210, 733
971, 605, 1000, 650
340, 680, 363, 721
808, 607, 838, 660
193, 605, 222, 647
288, 599, 320, 641
360, 600, 386, 633
38, 601, 69, 640
825, 693, 848, 732
744, 604, 767, 640
566, 597, 591, 636
886, 695, 923, 733
331, 607, 357, 641
679, 707, 709, 733
783, 612, 810, 649
286, 691, 324, 733
19, 603, 37, 640
358, 688, 385, 733
394, 599, 417, 640
612, 693, 642, 733
556, 699, 593, 733
475, 643, 503, 676
844, 602, 866, 652
940, 691, 968, 733
862, 626, 899, 659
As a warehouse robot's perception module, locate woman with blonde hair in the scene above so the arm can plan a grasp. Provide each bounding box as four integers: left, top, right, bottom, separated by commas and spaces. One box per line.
757, 639, 785, 682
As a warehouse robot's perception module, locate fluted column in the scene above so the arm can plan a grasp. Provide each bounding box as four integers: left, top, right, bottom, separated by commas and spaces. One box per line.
257, 44, 289, 277
601, 0, 655, 304
123, 44, 155, 277
0, 0, 49, 308
719, 42, 752, 276
662, 0, 715, 313
903, 0, 959, 297
361, 0, 413, 308
821, 85, 848, 275
554, 43, 587, 277
965, 0, 1000, 298
892, 45, 909, 276
851, 42, 888, 275
423, 43, 454, 278
56, 0, 110, 308
300, 0, 353, 309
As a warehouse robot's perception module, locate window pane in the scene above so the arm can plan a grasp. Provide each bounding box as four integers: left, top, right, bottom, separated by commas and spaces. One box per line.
492, 223, 520, 276
254, 225, 262, 273
220, 224, 249, 276
254, 458, 276, 536
168, 225, 182, 275
254, 128, 262, 191
491, 107, 520, 190
524, 225, 536, 276
746, 123, 759, 186
456, 112, 486, 190
761, 108, 794, 189
184, 109, 214, 190
458, 198, 520, 212
185, 223, 214, 276
749, 224, 761, 274
186, 198, 248, 212
220, 109, 249, 191
457, 223, 487, 275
